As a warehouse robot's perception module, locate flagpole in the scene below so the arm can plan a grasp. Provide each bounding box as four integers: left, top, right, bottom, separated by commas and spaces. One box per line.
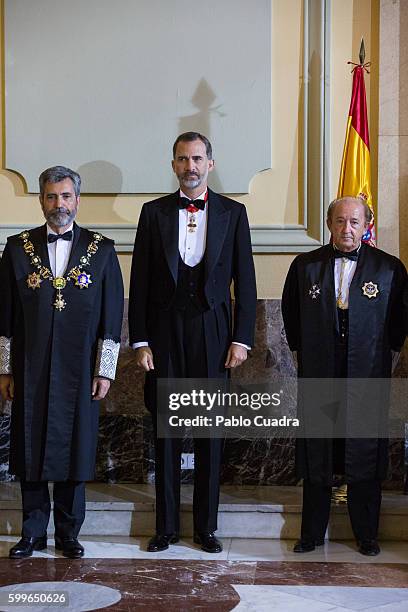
337, 39, 376, 246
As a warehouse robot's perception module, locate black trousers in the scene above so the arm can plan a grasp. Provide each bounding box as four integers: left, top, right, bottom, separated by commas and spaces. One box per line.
300, 331, 382, 543
301, 477, 382, 542
150, 304, 224, 535
20, 480, 86, 539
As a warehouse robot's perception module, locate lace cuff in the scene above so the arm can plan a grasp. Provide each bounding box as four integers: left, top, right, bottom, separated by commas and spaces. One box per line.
0, 337, 12, 375
94, 338, 120, 380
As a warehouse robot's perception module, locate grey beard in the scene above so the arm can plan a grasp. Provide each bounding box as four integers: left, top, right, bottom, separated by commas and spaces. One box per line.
181, 176, 201, 189
46, 208, 76, 227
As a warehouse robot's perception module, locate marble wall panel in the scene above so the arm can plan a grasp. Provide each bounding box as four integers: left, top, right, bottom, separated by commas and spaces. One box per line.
220, 438, 296, 486
95, 415, 144, 483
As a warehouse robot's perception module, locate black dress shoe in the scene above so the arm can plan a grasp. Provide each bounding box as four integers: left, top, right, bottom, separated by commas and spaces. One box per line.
358, 539, 380, 556
9, 535, 47, 559
147, 533, 179, 552
193, 532, 223, 553
293, 538, 324, 553
55, 536, 84, 559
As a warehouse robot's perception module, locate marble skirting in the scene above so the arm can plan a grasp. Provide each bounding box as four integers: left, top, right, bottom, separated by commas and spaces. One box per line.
0, 300, 407, 488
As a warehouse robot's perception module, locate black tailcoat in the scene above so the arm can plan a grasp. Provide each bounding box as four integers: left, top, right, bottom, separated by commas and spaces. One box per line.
128, 188, 257, 381
0, 224, 124, 481
128, 189, 256, 534
282, 243, 407, 484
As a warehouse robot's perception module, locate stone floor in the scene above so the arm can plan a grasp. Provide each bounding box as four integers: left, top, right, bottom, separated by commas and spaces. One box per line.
0, 484, 408, 610
0, 555, 407, 611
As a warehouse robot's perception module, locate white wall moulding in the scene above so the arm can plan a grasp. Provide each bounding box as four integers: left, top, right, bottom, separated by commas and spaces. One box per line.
4, 0, 271, 194
302, 0, 331, 247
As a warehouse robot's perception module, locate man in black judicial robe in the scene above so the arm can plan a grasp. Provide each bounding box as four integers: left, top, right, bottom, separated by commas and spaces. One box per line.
0, 166, 124, 559
282, 196, 406, 556
128, 132, 256, 553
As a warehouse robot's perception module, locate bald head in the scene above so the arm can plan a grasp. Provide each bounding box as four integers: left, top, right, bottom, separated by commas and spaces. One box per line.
327, 196, 371, 252
327, 196, 372, 224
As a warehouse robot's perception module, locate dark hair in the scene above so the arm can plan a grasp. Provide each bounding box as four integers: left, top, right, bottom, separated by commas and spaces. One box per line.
327, 196, 372, 224
172, 132, 213, 160
39, 166, 81, 197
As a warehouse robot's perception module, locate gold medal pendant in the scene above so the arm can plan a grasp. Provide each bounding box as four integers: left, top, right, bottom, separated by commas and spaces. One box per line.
53, 277, 67, 290
54, 291, 66, 311
52, 278, 67, 310
336, 258, 347, 309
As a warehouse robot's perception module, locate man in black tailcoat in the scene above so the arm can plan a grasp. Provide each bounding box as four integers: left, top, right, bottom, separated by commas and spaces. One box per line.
0, 166, 124, 559
128, 132, 257, 553
282, 196, 406, 556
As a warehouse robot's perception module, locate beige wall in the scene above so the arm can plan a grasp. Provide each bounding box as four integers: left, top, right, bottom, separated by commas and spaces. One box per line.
400, 0, 408, 267
376, 0, 408, 266
0, 1, 381, 298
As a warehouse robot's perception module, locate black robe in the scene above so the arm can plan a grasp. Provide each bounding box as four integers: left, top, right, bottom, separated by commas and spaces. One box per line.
0, 224, 124, 481
282, 243, 407, 484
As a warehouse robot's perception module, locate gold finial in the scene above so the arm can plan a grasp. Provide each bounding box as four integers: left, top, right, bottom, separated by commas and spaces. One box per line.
359, 38, 366, 65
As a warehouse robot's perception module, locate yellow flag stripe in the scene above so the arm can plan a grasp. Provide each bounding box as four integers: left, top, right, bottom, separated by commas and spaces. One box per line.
337, 119, 373, 211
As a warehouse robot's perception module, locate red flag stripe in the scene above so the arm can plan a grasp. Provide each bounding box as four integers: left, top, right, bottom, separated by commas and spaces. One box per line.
349, 66, 370, 150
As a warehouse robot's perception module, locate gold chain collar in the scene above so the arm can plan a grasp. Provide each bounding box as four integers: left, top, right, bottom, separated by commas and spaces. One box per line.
20, 230, 103, 311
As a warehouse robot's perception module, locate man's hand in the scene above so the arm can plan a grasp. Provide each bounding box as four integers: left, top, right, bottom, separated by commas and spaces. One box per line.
92, 377, 111, 400
225, 344, 248, 369
135, 347, 154, 371
0, 375, 14, 401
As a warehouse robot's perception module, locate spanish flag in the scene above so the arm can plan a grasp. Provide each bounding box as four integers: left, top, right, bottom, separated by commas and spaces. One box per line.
337, 63, 376, 245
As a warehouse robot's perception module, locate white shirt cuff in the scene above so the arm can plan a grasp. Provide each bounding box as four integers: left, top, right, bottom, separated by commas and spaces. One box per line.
232, 341, 251, 351
133, 341, 250, 351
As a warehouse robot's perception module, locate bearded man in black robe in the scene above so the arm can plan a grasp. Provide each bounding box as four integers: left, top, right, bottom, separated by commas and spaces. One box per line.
282, 196, 406, 556
0, 166, 124, 559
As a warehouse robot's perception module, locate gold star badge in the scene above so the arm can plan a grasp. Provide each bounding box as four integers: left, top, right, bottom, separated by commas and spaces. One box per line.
362, 281, 379, 299
75, 272, 92, 289
26, 272, 42, 290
